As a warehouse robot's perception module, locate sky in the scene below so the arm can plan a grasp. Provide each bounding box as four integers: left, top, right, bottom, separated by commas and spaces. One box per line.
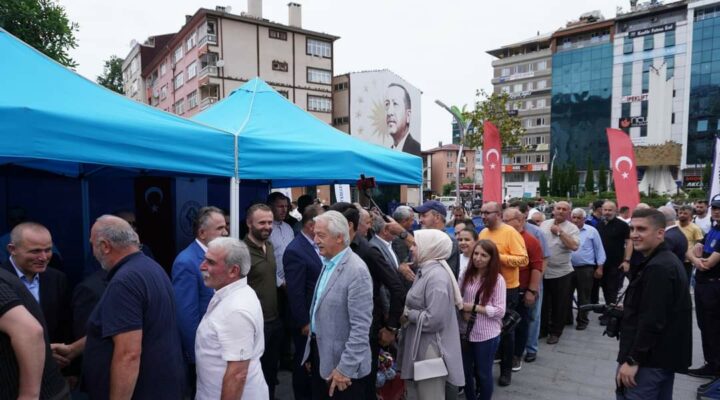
61, 0, 628, 150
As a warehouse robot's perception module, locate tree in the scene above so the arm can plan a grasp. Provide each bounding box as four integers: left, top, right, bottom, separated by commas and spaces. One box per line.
97, 55, 125, 94
598, 163, 608, 193
550, 165, 560, 196
584, 155, 595, 193
539, 172, 548, 197
442, 182, 455, 196
703, 162, 713, 191
462, 89, 525, 151
568, 163, 578, 196
0, 0, 79, 68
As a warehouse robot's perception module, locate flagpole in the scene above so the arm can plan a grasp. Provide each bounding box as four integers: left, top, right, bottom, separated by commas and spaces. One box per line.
435, 100, 469, 204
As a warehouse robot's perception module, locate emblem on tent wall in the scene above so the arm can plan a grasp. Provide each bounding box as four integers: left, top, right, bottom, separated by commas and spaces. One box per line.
179, 201, 201, 238
144, 187, 164, 213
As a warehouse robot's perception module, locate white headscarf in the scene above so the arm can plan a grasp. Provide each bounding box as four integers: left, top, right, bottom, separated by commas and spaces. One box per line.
413, 229, 464, 310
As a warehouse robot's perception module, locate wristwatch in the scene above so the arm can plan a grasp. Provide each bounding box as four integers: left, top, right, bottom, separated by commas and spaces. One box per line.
626, 356, 639, 366
399, 230, 408, 240
527, 289, 538, 296
385, 326, 399, 334
556, 230, 561, 237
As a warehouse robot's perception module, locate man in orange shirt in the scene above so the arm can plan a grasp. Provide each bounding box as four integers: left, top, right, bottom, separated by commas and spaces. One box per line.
479, 201, 528, 387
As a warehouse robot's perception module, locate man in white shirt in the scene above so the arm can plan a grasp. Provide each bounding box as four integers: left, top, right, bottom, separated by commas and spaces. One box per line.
694, 200, 712, 235
195, 237, 267, 400
267, 192, 295, 287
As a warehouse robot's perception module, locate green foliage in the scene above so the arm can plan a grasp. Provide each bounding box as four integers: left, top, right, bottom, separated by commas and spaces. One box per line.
567, 163, 579, 196
688, 189, 707, 200
0, 0, 79, 67
539, 173, 548, 197
550, 165, 560, 196
598, 163, 608, 193
97, 55, 125, 94
442, 182, 455, 196
463, 89, 525, 152
584, 156, 595, 193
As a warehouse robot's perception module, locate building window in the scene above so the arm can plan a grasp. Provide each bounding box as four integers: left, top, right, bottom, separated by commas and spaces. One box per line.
536, 60, 547, 71
174, 99, 185, 115
272, 60, 289, 72
447, 161, 454, 168
186, 33, 196, 50
160, 62, 167, 76
501, 68, 511, 77
698, 120, 709, 132
447, 151, 454, 158
333, 116, 349, 125
513, 83, 523, 92
160, 85, 168, 100
535, 117, 546, 126
671, 112, 675, 124
665, 30, 675, 47
187, 61, 197, 79
446, 172, 455, 179
187, 91, 198, 109
623, 36, 634, 54
130, 80, 138, 96
130, 58, 138, 74
622, 62, 633, 96
333, 82, 348, 91
307, 95, 331, 112
536, 79, 547, 89
269, 29, 287, 40
174, 73, 184, 89
622, 103, 631, 117
307, 38, 331, 57
307, 68, 331, 84
643, 35, 654, 51
536, 99, 547, 108
173, 46, 183, 64
277, 90, 289, 99
665, 55, 675, 79
501, 86, 510, 94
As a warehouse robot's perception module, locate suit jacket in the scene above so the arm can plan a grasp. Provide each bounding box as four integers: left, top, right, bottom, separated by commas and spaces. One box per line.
369, 235, 399, 270
402, 134, 421, 157
1, 260, 71, 344
283, 232, 322, 329
71, 269, 108, 339
302, 249, 373, 380
171, 240, 213, 364
351, 235, 405, 331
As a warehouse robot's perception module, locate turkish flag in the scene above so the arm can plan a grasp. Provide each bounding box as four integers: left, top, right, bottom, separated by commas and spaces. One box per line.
606, 128, 640, 212
482, 121, 502, 204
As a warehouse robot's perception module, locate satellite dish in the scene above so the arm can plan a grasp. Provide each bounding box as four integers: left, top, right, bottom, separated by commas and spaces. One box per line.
216, 60, 225, 67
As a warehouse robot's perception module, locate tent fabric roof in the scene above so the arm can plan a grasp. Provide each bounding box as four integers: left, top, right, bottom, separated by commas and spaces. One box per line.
194, 78, 423, 187
0, 29, 236, 178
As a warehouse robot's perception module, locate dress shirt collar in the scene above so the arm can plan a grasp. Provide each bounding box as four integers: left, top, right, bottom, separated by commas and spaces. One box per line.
322, 247, 349, 269
374, 235, 391, 247
213, 277, 248, 301
391, 131, 409, 151
9, 256, 38, 282
195, 238, 208, 253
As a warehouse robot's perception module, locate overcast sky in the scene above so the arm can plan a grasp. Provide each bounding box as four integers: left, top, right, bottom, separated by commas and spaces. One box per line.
62, 0, 628, 149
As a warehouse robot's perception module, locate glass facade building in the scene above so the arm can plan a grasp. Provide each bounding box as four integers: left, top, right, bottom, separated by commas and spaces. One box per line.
688, 5, 720, 165
551, 40, 614, 168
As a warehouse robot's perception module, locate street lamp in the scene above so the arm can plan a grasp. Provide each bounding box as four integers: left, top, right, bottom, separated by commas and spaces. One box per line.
435, 99, 471, 204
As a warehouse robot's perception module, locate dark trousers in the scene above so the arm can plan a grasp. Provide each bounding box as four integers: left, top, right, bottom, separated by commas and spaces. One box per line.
462, 336, 500, 400
183, 363, 197, 400
601, 265, 624, 305
513, 290, 532, 358
541, 273, 574, 337
695, 280, 720, 372
500, 288, 519, 374
572, 266, 595, 325
615, 366, 674, 400
261, 318, 283, 400
366, 330, 380, 400
292, 331, 312, 400
310, 337, 367, 400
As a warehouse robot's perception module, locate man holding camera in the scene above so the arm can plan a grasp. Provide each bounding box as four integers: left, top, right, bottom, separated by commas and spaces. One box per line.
616, 209, 692, 399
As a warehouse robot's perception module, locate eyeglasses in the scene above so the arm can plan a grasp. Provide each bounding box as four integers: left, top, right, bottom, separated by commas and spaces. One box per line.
480, 211, 497, 215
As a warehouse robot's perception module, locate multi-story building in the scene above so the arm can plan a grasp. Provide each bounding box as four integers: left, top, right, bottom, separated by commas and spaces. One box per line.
121, 34, 174, 102
422, 143, 477, 196
612, 1, 689, 193
550, 12, 616, 175
126, 1, 338, 123
487, 33, 553, 197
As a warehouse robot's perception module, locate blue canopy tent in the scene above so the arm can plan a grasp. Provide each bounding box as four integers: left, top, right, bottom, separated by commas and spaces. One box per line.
194, 78, 423, 236
0, 28, 237, 274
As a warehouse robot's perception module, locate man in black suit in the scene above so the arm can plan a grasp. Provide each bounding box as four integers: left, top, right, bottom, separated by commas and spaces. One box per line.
2, 222, 71, 345
283, 204, 324, 400
384, 83, 421, 157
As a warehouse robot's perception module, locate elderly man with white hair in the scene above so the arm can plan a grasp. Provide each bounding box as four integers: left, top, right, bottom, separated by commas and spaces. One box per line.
195, 237, 268, 399
657, 206, 688, 265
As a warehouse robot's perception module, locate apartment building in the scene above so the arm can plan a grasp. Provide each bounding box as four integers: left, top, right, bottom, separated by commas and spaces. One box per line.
125, 1, 338, 123
487, 33, 553, 197
422, 143, 477, 196
121, 34, 174, 102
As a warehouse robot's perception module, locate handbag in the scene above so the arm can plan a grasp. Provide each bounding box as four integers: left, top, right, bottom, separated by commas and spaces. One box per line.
411, 311, 448, 381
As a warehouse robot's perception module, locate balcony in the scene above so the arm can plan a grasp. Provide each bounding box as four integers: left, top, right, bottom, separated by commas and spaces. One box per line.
199, 96, 218, 110
199, 65, 218, 78
198, 34, 217, 46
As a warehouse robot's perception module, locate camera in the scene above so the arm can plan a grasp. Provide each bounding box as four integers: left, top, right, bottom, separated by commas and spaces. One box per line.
579, 304, 624, 339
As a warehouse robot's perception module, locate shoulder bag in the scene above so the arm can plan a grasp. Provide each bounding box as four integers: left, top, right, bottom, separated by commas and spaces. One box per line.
411, 311, 448, 381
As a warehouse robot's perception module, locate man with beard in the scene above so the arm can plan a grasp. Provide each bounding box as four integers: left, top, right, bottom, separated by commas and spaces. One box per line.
244, 204, 282, 399
597, 201, 632, 309
384, 83, 420, 156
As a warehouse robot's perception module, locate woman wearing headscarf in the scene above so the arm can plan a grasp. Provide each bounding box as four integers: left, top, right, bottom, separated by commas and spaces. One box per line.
398, 229, 465, 399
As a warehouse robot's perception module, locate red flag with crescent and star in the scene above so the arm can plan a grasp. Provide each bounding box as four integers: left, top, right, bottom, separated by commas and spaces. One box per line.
606, 128, 640, 212
482, 121, 502, 204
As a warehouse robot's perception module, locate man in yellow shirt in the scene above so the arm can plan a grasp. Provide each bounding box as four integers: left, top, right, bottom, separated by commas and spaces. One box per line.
678, 204, 704, 280
478, 201, 528, 387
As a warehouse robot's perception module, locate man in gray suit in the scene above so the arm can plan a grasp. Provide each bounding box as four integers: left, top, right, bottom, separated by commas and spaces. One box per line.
303, 211, 373, 399
369, 215, 399, 271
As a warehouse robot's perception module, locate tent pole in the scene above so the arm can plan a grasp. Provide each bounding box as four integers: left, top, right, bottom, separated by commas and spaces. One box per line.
81, 173, 90, 261
230, 177, 240, 239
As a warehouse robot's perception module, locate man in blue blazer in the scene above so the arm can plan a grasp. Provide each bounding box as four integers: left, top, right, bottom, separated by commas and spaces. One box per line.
283, 205, 324, 400
302, 211, 373, 399
171, 206, 228, 396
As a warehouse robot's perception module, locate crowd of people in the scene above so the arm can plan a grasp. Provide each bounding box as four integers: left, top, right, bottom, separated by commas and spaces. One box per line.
1, 193, 719, 399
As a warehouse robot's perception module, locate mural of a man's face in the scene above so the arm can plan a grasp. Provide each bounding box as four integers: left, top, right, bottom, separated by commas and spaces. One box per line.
384, 85, 411, 142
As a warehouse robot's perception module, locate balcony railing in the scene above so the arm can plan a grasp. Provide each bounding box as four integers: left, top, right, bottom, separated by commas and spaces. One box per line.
199, 97, 218, 110
199, 65, 218, 78
198, 34, 217, 46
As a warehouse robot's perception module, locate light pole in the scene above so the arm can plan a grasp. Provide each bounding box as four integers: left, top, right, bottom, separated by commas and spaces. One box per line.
435, 100, 470, 204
